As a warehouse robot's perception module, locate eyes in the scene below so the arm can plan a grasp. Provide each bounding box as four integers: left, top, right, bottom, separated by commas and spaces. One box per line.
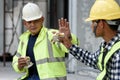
92, 20, 101, 26
92, 20, 100, 23
27, 19, 42, 24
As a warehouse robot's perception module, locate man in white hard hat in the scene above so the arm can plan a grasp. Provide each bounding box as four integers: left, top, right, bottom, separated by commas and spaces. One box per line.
12, 2, 78, 80
59, 0, 120, 80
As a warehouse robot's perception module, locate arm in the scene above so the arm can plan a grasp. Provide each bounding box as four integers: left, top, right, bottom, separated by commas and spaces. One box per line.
69, 44, 100, 69
50, 18, 79, 52
58, 18, 99, 69
12, 41, 27, 73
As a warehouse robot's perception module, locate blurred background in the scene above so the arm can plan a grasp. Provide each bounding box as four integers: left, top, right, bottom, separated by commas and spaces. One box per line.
0, 0, 120, 80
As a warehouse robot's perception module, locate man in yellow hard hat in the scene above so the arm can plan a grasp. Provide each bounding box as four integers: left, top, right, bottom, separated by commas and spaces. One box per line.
59, 0, 120, 80
12, 2, 78, 80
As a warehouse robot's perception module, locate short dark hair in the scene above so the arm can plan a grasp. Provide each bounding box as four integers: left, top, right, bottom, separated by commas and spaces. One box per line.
109, 25, 119, 31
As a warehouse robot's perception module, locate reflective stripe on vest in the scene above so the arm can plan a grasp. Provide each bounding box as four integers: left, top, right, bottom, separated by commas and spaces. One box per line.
15, 53, 21, 57
36, 57, 65, 64
97, 41, 120, 80
41, 76, 66, 80
15, 52, 65, 65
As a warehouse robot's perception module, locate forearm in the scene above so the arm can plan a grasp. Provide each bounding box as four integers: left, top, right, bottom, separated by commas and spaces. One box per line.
69, 44, 99, 68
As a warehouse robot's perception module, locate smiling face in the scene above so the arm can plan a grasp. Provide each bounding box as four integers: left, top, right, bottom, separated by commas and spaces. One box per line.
23, 16, 44, 35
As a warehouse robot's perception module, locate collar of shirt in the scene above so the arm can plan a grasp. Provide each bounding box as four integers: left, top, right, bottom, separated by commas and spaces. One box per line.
100, 31, 120, 51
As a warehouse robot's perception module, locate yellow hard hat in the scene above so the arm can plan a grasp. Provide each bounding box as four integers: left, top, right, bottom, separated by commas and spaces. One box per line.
86, 0, 120, 21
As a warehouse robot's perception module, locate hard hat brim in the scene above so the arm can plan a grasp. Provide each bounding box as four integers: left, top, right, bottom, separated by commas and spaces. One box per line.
85, 18, 92, 21
22, 14, 42, 21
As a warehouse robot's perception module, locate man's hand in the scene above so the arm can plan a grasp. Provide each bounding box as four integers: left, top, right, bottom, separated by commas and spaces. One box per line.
18, 57, 28, 70
58, 18, 71, 40
58, 18, 72, 49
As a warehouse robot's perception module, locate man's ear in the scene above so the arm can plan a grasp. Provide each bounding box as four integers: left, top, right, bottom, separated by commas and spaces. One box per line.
23, 20, 27, 26
41, 16, 44, 22
99, 20, 104, 29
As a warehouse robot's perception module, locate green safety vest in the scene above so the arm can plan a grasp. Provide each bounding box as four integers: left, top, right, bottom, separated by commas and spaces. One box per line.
97, 41, 120, 80
12, 27, 78, 80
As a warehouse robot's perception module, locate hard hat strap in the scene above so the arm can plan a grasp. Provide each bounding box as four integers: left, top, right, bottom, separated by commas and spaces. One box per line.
106, 20, 120, 25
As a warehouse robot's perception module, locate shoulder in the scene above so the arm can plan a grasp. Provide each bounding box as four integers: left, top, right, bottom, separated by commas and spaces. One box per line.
19, 30, 30, 40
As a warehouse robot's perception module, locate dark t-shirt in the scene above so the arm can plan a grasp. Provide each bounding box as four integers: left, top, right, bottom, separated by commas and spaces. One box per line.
26, 34, 39, 77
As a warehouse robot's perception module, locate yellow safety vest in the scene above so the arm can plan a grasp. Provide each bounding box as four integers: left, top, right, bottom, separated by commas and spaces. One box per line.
12, 27, 78, 80
97, 41, 120, 80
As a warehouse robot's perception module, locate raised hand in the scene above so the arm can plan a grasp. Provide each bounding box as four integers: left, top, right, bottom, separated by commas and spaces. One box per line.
58, 18, 72, 48
58, 18, 71, 40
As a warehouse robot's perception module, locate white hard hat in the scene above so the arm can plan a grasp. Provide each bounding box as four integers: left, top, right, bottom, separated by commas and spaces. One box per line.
22, 3, 42, 21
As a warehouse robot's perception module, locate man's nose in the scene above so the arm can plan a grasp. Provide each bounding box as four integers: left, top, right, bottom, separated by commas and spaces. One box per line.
30, 21, 35, 26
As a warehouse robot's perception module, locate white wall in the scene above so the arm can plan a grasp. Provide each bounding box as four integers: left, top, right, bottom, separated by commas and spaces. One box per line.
0, 0, 3, 55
